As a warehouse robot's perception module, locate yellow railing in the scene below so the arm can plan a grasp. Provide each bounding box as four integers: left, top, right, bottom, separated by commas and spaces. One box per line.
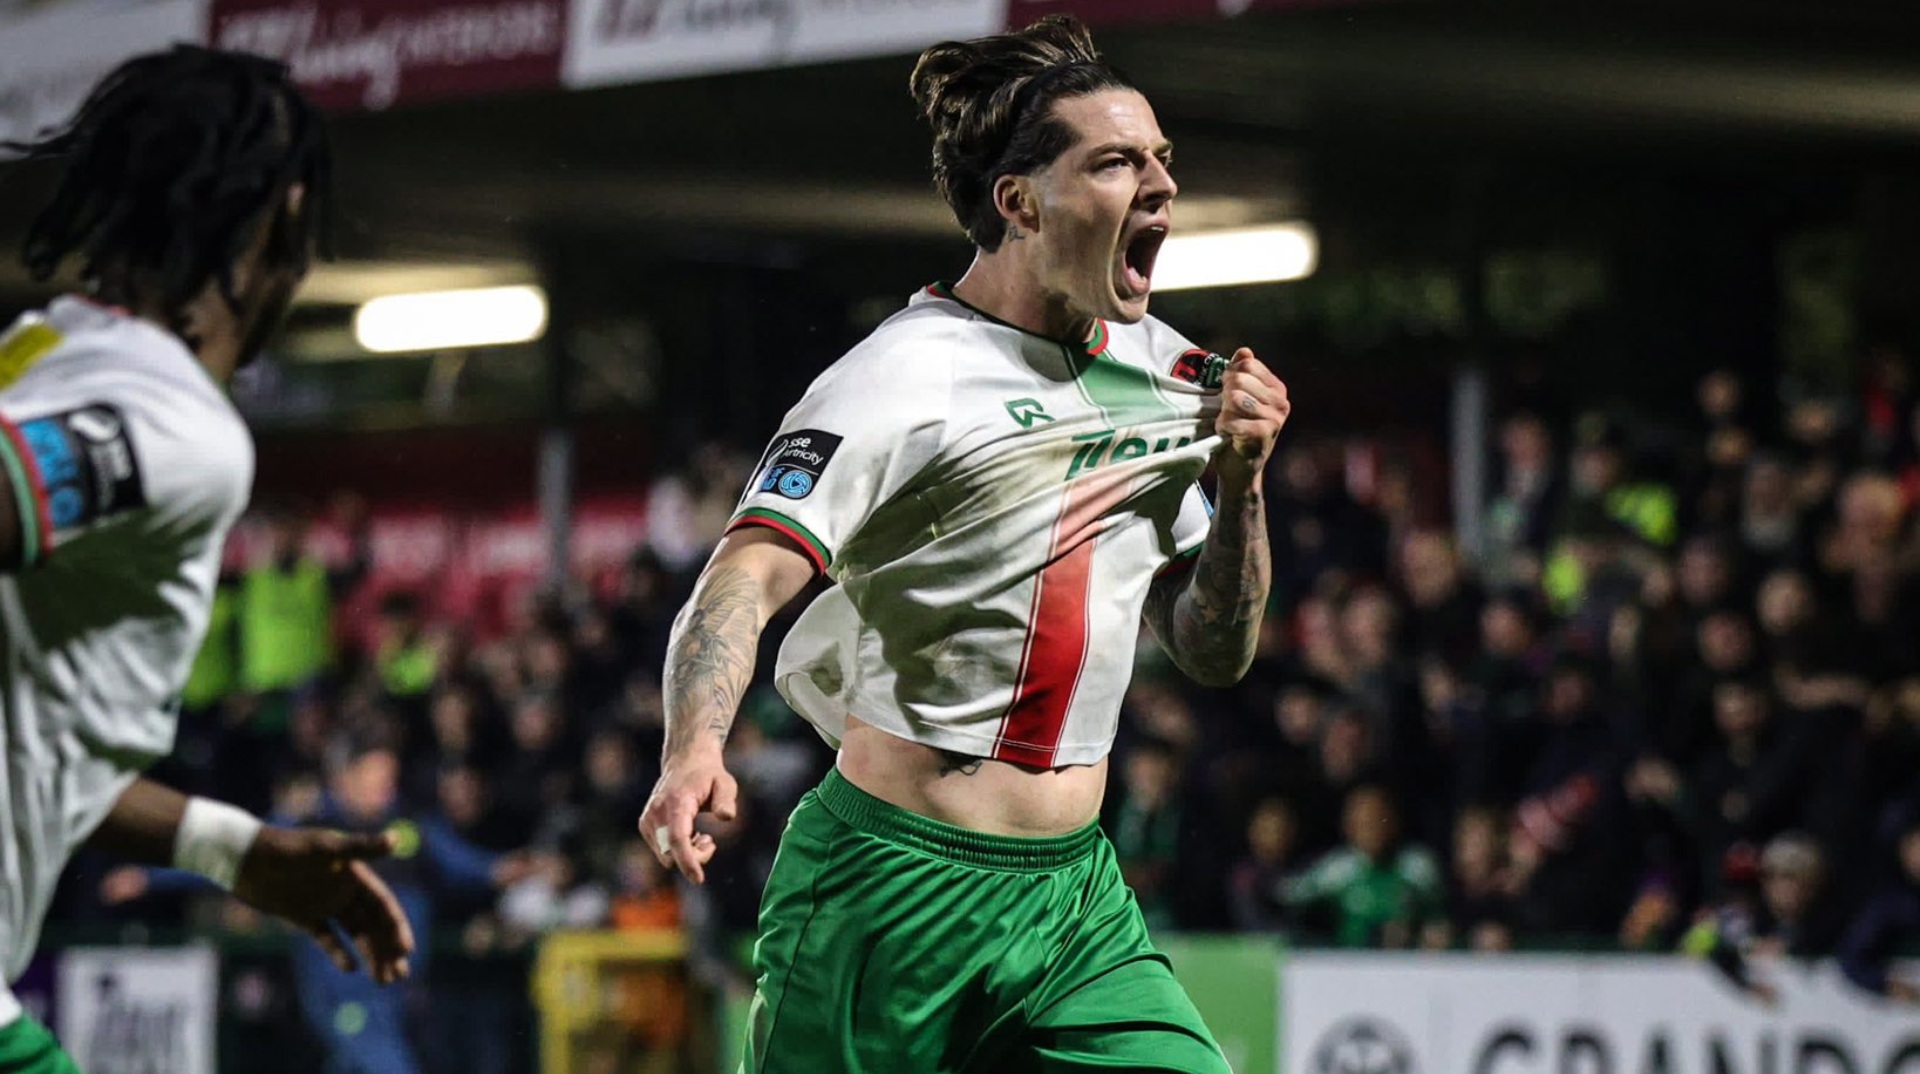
530, 929, 690, 1074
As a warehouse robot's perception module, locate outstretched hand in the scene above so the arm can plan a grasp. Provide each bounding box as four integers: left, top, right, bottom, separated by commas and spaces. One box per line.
233, 827, 415, 985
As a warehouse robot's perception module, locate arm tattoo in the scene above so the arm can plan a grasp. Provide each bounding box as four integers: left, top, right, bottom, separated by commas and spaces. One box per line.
662, 564, 765, 759
936, 749, 984, 777
1144, 482, 1271, 686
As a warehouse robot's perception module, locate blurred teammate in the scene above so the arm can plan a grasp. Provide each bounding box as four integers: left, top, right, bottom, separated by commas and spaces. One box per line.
0, 46, 412, 1071
640, 16, 1287, 1071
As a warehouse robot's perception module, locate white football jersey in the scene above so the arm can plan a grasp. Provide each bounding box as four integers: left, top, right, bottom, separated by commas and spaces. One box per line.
0, 296, 253, 982
733, 283, 1221, 768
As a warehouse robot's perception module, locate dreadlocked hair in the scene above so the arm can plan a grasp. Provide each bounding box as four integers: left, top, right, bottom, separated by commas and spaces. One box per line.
4, 45, 332, 320
909, 15, 1133, 251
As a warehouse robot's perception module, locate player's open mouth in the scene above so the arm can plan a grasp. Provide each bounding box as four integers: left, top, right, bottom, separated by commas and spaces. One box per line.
1119, 224, 1168, 298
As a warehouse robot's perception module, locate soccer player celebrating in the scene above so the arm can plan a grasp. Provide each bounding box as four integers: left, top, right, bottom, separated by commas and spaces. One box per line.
0, 46, 412, 1069
640, 16, 1286, 1073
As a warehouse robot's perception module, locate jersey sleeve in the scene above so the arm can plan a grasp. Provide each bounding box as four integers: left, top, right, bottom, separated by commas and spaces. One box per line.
727, 341, 950, 575
0, 373, 251, 568
1157, 482, 1212, 577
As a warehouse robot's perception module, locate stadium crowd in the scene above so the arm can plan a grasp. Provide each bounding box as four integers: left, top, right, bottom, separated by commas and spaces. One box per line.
49, 360, 1920, 1069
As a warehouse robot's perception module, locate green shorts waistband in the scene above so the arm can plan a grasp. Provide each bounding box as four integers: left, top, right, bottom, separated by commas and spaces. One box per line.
816, 767, 1101, 872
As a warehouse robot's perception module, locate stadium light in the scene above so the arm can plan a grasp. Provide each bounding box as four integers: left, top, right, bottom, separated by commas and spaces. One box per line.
353, 285, 549, 353
1150, 223, 1318, 291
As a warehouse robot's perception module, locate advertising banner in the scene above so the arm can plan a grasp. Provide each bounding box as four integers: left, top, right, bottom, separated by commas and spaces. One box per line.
1284, 953, 1920, 1074
1006, 0, 1396, 27
57, 946, 218, 1074
564, 0, 1006, 89
210, 0, 566, 112
0, 0, 209, 146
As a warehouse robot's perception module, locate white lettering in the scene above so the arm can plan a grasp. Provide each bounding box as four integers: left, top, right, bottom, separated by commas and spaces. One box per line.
216, 2, 562, 111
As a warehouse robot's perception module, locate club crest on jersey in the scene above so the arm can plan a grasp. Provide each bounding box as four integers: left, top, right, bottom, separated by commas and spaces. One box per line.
755, 429, 842, 501
1170, 349, 1227, 390
18, 403, 146, 531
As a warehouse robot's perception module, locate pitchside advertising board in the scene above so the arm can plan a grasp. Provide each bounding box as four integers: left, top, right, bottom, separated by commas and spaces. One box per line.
56, 947, 218, 1074
1284, 953, 1920, 1074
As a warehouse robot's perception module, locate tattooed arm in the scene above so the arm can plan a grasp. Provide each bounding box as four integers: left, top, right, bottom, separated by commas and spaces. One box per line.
1143, 474, 1272, 686
640, 527, 816, 883
1144, 348, 1289, 687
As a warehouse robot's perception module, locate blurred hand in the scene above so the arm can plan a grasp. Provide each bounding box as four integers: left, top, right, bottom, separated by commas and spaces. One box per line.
1888, 979, 1920, 1005
233, 826, 414, 985
639, 745, 738, 885
490, 850, 542, 888
99, 866, 150, 906
1212, 349, 1291, 486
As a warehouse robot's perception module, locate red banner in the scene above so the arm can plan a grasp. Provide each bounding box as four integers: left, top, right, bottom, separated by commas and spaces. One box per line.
209, 0, 564, 112
1006, 0, 1372, 27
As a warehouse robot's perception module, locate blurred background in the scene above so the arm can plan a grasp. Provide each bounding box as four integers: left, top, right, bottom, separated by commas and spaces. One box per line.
6, 0, 1920, 1071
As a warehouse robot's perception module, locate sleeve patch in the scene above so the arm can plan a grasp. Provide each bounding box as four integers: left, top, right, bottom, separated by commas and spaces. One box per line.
754, 429, 843, 501
1170, 348, 1227, 390
18, 404, 146, 531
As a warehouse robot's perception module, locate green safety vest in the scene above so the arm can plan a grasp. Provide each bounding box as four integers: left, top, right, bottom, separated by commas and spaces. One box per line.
181, 585, 238, 710
238, 559, 333, 693
379, 641, 439, 698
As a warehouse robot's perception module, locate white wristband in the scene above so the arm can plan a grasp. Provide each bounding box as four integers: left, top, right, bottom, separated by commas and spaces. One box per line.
173, 797, 263, 891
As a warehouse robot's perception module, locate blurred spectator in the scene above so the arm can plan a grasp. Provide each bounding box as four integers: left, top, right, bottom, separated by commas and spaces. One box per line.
1108, 738, 1188, 931
1428, 806, 1517, 953
1684, 833, 1843, 1005
1227, 798, 1304, 933
1282, 785, 1443, 948
375, 591, 440, 705
498, 835, 609, 940
1838, 821, 1920, 1004
239, 505, 370, 699
1506, 657, 1630, 935
1482, 412, 1563, 589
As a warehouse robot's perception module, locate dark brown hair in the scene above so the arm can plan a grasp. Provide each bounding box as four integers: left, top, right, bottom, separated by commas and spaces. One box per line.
909, 16, 1133, 251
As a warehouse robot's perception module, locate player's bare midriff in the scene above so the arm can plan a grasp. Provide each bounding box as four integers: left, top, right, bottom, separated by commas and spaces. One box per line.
834, 714, 1107, 836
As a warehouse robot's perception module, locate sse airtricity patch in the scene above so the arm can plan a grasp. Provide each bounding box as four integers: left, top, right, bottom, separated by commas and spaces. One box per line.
18, 404, 146, 531
756, 429, 842, 501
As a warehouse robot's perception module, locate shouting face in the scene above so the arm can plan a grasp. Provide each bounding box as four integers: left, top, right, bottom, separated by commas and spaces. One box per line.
1017, 88, 1177, 326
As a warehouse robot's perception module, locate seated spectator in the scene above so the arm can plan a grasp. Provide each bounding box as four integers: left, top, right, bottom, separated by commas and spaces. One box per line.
1426, 806, 1517, 953
1227, 798, 1304, 933
1839, 820, 1920, 1004
1684, 833, 1843, 1004
1282, 784, 1443, 948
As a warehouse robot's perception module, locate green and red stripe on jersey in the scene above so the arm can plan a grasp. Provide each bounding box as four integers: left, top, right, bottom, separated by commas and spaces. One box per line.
994, 468, 1140, 767
727, 507, 832, 574
0, 415, 54, 568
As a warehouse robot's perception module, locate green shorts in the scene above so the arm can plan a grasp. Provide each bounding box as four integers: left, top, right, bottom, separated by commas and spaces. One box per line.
0, 1015, 80, 1074
743, 769, 1229, 1074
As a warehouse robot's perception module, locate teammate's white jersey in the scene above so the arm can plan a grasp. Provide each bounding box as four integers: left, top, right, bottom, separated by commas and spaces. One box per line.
732, 283, 1221, 768
0, 296, 252, 982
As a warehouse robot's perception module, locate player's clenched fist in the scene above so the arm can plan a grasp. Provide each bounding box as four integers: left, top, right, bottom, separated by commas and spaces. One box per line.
639, 751, 739, 885
1213, 347, 1291, 480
